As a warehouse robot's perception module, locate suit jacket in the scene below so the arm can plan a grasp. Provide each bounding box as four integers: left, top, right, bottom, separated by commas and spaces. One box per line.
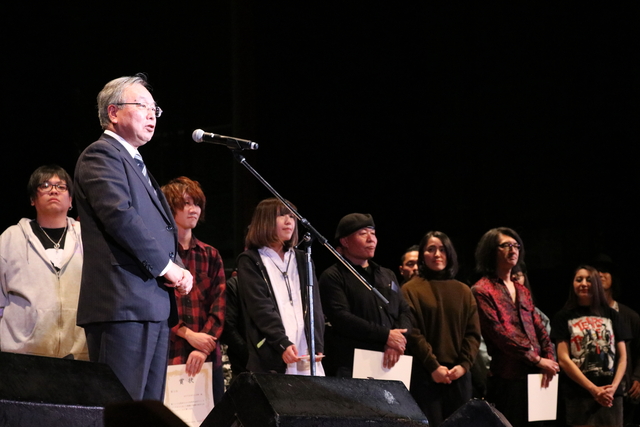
75, 133, 178, 325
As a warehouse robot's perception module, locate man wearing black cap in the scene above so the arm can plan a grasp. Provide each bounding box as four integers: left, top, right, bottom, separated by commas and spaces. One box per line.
319, 213, 411, 377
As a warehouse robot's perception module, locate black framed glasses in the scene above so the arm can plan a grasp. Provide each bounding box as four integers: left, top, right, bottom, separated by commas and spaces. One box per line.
38, 182, 69, 192
497, 242, 521, 250
114, 102, 163, 118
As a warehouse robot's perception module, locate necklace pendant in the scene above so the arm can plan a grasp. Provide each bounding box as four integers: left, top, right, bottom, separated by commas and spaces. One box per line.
38, 222, 67, 251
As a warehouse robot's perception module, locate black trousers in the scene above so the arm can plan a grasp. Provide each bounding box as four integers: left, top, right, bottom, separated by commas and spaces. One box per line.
487, 376, 549, 427
411, 365, 472, 427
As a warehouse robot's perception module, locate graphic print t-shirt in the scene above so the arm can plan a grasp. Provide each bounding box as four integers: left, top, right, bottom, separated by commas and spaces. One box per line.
551, 306, 628, 397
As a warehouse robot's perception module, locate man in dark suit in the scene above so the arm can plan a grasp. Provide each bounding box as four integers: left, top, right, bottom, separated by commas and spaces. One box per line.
74, 74, 193, 401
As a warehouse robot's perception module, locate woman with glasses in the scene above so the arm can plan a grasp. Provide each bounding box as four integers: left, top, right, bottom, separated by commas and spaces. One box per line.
471, 227, 558, 427
237, 198, 324, 375
401, 231, 481, 427
551, 265, 628, 427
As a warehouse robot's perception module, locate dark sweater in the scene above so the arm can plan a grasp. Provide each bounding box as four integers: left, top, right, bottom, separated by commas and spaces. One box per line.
402, 277, 481, 373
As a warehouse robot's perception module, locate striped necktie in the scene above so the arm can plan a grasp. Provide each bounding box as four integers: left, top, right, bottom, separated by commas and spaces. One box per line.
133, 153, 147, 177
133, 153, 154, 191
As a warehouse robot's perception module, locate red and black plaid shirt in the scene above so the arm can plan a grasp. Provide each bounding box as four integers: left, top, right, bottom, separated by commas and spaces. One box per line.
472, 276, 555, 379
169, 236, 226, 369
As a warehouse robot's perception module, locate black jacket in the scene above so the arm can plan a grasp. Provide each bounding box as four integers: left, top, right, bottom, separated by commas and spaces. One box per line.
237, 248, 324, 373
319, 260, 412, 371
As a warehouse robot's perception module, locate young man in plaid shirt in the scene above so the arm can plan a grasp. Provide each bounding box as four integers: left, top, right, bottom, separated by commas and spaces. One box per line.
162, 177, 226, 403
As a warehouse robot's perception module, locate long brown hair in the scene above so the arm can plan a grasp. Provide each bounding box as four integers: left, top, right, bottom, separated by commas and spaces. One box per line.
563, 265, 608, 316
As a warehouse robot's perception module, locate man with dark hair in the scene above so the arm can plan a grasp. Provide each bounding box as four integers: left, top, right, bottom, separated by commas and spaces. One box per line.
75, 74, 192, 401
0, 165, 87, 360
319, 213, 411, 377
471, 227, 558, 427
398, 245, 419, 284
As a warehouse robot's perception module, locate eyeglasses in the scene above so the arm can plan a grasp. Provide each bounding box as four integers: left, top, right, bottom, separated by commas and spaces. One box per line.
114, 102, 163, 118
38, 182, 68, 192
497, 242, 521, 250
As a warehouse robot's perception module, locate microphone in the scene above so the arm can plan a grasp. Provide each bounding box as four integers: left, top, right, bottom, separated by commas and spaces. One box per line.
192, 129, 259, 150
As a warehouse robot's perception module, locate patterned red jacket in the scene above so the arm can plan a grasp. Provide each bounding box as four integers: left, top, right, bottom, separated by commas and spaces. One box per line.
472, 276, 555, 379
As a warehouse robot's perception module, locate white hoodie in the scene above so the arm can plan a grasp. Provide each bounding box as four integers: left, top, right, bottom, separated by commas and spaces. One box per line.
0, 217, 88, 360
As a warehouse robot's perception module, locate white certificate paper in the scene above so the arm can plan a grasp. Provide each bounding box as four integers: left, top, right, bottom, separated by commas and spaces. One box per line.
164, 362, 214, 427
527, 373, 558, 422
352, 348, 413, 389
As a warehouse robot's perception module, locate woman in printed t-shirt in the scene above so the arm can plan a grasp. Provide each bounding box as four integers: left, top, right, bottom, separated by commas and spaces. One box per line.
552, 265, 628, 427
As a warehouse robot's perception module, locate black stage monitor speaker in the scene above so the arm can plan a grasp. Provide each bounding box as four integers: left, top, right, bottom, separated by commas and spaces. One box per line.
441, 399, 512, 427
104, 401, 189, 427
0, 351, 131, 427
202, 372, 428, 427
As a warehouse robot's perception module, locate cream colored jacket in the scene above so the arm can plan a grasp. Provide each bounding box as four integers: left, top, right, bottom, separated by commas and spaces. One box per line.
0, 217, 88, 360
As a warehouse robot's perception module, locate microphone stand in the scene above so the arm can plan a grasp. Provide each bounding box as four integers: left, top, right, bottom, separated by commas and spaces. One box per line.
230, 149, 389, 376
296, 232, 317, 375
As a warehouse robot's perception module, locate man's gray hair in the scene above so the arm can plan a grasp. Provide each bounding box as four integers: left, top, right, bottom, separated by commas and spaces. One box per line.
97, 73, 150, 129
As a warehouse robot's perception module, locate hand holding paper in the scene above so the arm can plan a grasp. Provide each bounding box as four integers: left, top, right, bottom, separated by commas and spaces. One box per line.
282, 344, 300, 364
185, 350, 207, 377
353, 348, 413, 390
383, 346, 401, 369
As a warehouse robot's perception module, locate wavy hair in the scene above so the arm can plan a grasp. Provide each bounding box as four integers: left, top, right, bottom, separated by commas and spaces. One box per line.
475, 227, 524, 277
161, 176, 206, 222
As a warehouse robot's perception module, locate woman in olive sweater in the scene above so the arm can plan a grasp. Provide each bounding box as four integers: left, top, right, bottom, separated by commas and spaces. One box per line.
401, 231, 481, 427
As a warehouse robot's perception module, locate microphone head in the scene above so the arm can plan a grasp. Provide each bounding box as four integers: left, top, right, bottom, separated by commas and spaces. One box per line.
192, 129, 204, 143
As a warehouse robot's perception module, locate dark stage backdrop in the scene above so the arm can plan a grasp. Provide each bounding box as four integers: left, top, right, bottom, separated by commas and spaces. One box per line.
5, 3, 639, 318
